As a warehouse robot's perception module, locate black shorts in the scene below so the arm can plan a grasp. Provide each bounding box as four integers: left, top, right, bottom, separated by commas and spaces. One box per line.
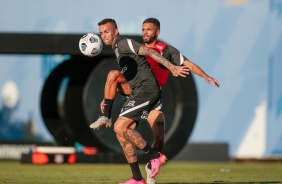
119, 88, 161, 122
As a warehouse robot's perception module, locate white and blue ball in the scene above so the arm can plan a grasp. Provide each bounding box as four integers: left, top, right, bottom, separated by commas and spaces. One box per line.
79, 33, 103, 57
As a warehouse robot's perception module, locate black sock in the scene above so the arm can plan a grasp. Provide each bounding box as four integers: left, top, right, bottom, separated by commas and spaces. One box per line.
103, 98, 113, 118
129, 162, 142, 181
142, 143, 160, 160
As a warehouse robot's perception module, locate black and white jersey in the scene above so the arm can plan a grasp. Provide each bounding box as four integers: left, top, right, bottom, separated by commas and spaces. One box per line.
162, 44, 189, 66
113, 36, 159, 91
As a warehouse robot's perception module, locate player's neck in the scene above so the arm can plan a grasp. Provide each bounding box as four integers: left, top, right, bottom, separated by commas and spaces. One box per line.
144, 40, 158, 48
111, 36, 118, 48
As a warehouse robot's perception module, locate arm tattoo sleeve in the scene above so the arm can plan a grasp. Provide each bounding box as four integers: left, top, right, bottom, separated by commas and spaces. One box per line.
139, 46, 177, 73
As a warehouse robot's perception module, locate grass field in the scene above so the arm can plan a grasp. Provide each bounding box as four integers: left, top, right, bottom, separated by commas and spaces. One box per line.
0, 161, 282, 183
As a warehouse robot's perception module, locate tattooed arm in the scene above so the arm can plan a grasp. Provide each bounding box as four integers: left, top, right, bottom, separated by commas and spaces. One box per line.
138, 46, 189, 77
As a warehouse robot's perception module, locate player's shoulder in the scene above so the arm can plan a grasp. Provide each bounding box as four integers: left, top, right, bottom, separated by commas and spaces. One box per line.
116, 36, 127, 44
156, 41, 177, 50
153, 41, 168, 51
118, 36, 141, 45
156, 41, 167, 47
116, 36, 130, 49
165, 43, 178, 52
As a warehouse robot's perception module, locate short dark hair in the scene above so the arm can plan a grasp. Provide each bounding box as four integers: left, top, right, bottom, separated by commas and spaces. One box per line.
98, 18, 118, 29
143, 18, 160, 29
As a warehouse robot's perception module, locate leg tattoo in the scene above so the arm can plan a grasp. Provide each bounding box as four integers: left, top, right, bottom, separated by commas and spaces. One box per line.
123, 128, 147, 149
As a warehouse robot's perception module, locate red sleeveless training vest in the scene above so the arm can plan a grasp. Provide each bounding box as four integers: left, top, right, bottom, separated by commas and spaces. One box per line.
145, 42, 169, 88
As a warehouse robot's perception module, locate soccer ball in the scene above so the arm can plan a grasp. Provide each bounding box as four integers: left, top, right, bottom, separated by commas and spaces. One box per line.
79, 33, 103, 57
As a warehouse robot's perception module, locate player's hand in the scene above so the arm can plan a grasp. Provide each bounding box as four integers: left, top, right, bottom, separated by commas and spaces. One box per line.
204, 76, 220, 88
171, 65, 190, 77
100, 99, 105, 113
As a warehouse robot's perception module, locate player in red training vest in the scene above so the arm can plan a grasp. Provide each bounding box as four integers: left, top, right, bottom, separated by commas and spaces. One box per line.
91, 18, 220, 184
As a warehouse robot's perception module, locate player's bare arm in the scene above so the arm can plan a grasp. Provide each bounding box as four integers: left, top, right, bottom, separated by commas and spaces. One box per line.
138, 46, 189, 77
183, 60, 221, 88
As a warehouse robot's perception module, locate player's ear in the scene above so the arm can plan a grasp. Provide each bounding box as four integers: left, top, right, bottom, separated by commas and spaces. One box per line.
156, 29, 160, 36
114, 28, 119, 36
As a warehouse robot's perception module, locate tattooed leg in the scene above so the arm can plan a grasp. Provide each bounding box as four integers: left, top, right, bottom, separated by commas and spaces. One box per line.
147, 110, 165, 152
114, 116, 147, 150
116, 134, 137, 163
116, 123, 137, 163
122, 128, 147, 149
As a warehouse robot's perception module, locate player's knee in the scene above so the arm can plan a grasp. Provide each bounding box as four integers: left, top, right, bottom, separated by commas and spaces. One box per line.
156, 111, 165, 120
113, 123, 122, 135
107, 70, 120, 82
113, 121, 126, 135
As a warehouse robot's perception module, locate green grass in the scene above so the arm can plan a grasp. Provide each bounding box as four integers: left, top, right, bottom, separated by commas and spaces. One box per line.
0, 161, 282, 183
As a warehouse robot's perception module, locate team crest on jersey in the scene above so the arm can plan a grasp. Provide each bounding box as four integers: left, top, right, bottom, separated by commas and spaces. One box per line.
121, 66, 127, 73
141, 110, 149, 119
156, 45, 163, 50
